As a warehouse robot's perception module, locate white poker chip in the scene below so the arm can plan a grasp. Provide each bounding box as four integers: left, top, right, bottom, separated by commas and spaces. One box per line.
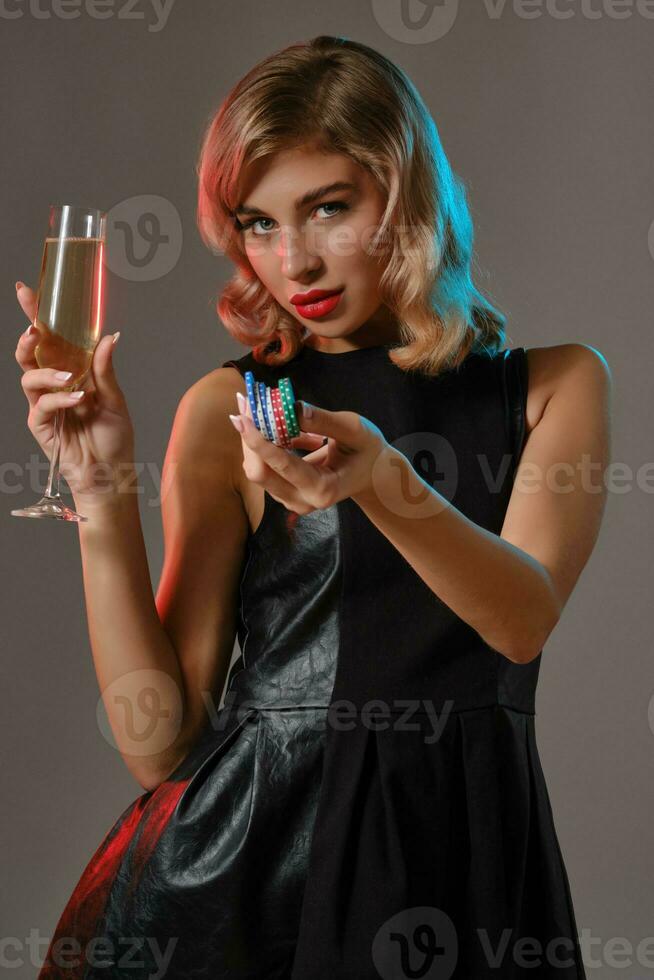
265, 385, 281, 445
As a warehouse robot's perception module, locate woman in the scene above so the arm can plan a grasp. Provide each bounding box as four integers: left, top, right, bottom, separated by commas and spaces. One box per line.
17, 35, 609, 980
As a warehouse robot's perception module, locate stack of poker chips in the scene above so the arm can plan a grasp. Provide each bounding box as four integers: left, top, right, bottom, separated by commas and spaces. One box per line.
244, 371, 300, 449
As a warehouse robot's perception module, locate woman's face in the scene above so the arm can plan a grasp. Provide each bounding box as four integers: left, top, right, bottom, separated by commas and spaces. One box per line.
235, 145, 399, 353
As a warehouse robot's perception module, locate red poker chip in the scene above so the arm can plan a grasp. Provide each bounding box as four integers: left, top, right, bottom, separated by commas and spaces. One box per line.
270, 386, 291, 447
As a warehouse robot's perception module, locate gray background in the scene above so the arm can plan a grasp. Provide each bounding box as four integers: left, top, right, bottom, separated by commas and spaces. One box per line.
2, 1, 653, 976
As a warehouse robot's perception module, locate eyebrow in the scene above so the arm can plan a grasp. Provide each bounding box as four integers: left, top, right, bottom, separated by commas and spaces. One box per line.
235, 181, 358, 217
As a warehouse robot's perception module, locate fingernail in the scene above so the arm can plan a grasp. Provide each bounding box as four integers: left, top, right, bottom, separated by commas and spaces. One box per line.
68, 390, 85, 399
236, 391, 246, 413
112, 331, 121, 345
297, 400, 313, 419
55, 371, 73, 380
15, 281, 24, 292
229, 413, 244, 432
23, 323, 36, 338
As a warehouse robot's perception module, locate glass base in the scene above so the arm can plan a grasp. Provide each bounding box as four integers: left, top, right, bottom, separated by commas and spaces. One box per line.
10, 492, 88, 522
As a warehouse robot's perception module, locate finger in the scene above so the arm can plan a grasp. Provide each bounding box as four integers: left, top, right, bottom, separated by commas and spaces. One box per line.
15, 282, 38, 324
241, 390, 253, 420
237, 408, 273, 482
29, 389, 86, 433
289, 432, 327, 452
88, 332, 123, 410
239, 410, 328, 500
21, 367, 84, 410
298, 443, 330, 465
294, 402, 365, 451
232, 410, 308, 508
15, 326, 97, 400
253, 465, 308, 513
15, 321, 41, 372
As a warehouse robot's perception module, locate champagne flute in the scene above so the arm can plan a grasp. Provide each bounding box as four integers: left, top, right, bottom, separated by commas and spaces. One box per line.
11, 204, 107, 522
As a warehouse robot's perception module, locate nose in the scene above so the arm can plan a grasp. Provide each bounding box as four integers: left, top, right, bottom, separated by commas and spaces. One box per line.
277, 224, 323, 281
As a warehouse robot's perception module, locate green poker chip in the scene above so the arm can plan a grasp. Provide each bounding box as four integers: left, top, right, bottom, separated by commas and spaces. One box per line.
278, 377, 300, 437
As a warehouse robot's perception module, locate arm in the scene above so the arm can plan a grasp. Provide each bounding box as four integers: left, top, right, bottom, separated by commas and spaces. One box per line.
351, 344, 612, 664
75, 368, 249, 791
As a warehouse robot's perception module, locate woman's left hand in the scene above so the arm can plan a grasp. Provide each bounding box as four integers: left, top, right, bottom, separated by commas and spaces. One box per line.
229, 391, 388, 514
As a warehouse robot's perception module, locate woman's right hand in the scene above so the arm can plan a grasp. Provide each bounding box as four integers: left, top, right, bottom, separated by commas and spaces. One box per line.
14, 281, 137, 503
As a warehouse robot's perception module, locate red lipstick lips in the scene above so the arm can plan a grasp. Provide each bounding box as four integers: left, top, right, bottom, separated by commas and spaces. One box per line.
290, 287, 344, 319
290, 288, 342, 304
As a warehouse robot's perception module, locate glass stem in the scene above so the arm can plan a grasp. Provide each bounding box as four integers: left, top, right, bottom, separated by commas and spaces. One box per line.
44, 407, 64, 499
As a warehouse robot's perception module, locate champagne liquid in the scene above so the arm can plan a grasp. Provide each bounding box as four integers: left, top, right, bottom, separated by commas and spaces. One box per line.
34, 237, 105, 392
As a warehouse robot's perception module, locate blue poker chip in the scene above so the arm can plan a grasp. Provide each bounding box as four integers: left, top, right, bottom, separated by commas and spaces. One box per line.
244, 371, 261, 431
257, 381, 274, 441
253, 381, 267, 436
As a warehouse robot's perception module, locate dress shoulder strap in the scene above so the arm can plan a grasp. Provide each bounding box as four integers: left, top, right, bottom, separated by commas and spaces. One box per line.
221, 353, 248, 377
498, 346, 528, 472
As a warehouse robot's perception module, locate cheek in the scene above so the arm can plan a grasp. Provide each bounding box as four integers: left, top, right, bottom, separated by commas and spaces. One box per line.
339, 216, 385, 271
245, 242, 275, 281
343, 234, 385, 284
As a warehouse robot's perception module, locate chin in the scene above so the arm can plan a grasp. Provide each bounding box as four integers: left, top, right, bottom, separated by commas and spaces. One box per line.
304, 327, 349, 342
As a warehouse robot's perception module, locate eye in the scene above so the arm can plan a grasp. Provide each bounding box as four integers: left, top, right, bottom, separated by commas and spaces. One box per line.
315, 201, 348, 219
247, 217, 275, 236
240, 201, 349, 237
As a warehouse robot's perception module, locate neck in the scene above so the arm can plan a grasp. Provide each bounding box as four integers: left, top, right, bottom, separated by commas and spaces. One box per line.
303, 306, 401, 354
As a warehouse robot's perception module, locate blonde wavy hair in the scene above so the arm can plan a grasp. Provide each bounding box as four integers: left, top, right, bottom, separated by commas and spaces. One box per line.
196, 35, 506, 376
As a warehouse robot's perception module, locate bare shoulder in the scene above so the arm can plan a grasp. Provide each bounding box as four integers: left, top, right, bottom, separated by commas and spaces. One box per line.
524, 343, 612, 436
174, 366, 245, 472
181, 364, 246, 420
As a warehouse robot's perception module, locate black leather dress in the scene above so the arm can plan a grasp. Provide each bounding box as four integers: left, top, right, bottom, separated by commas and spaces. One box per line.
38, 344, 586, 979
